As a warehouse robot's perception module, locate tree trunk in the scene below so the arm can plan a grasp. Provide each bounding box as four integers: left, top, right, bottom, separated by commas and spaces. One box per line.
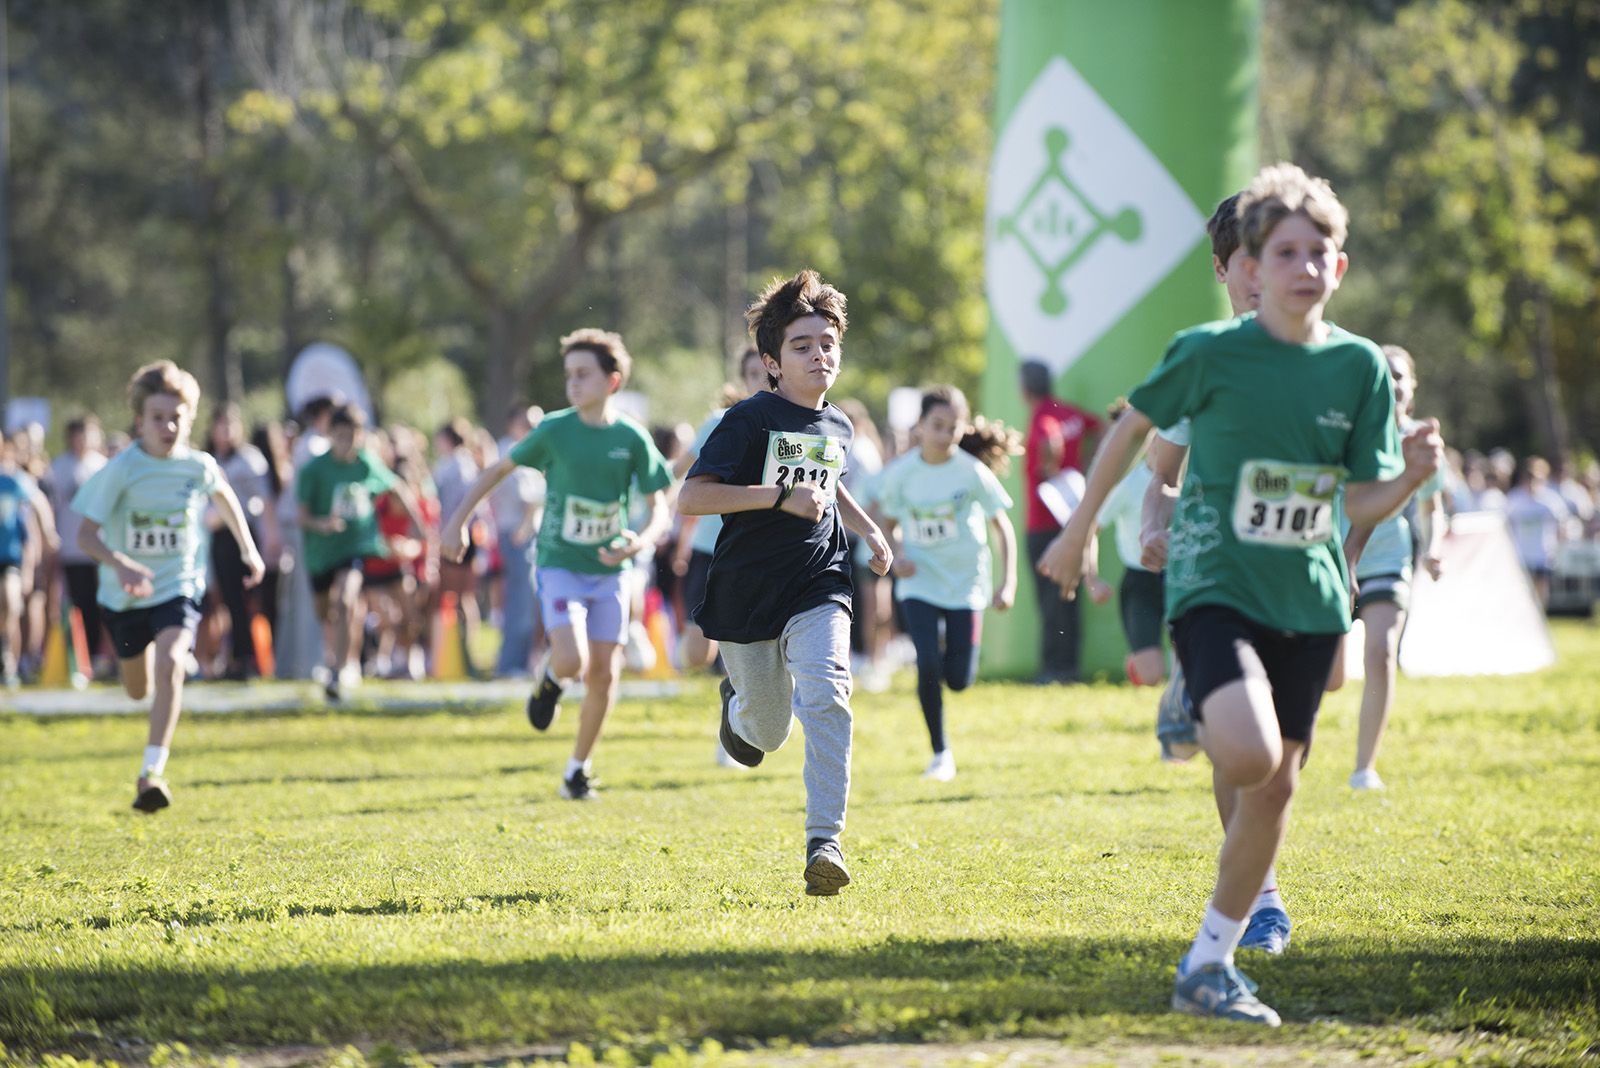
193, 0, 240, 403
1526, 283, 1571, 462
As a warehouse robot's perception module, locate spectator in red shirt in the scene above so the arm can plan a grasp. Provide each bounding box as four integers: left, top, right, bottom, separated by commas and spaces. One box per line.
1020, 360, 1101, 683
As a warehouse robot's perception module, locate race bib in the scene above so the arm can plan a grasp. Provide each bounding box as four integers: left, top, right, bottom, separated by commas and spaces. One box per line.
561, 495, 623, 545
331, 483, 373, 522
763, 432, 844, 503
905, 501, 959, 546
126, 512, 188, 556
1232, 459, 1343, 547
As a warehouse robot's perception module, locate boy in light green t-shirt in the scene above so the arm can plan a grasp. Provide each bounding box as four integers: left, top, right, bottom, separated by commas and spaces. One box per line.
1040, 164, 1445, 1026
444, 328, 673, 801
73, 361, 265, 813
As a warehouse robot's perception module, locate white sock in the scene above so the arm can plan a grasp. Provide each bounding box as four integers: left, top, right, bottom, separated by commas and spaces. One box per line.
1183, 903, 1247, 975
141, 745, 170, 779
1255, 867, 1284, 914
564, 757, 591, 778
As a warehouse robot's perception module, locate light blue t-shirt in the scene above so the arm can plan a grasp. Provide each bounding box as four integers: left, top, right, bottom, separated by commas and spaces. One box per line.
687, 410, 727, 555
1100, 462, 1152, 571
71, 443, 223, 611
876, 450, 1013, 611
0, 472, 29, 564
1157, 418, 1191, 448
1337, 420, 1444, 579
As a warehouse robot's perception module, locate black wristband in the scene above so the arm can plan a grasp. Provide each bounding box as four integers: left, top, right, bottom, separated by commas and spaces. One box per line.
774, 483, 793, 509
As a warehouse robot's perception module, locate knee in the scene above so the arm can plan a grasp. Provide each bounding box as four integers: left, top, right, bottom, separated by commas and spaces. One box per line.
1254, 768, 1298, 811
1216, 743, 1281, 792
124, 675, 149, 701
585, 655, 616, 688
945, 671, 974, 693
550, 650, 585, 680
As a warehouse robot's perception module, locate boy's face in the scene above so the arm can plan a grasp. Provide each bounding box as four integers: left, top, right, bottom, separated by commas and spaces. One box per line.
1388, 356, 1416, 417
1245, 213, 1347, 318
918, 403, 963, 458
330, 424, 360, 460
137, 394, 192, 459
765, 315, 840, 397
1213, 246, 1259, 316
564, 349, 617, 410
740, 354, 768, 396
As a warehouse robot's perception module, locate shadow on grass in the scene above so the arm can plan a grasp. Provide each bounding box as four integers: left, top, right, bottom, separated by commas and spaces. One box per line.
2, 934, 1594, 1054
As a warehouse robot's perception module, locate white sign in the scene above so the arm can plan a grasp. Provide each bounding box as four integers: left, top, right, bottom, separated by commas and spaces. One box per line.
286, 343, 374, 422
986, 58, 1205, 375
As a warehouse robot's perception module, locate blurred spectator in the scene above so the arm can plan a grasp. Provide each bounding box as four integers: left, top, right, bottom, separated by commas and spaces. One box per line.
838, 397, 893, 691
1505, 455, 1570, 607
1020, 359, 1102, 684
492, 404, 545, 678
1554, 458, 1594, 537
206, 404, 282, 679
45, 415, 109, 673
250, 421, 293, 653
1457, 451, 1507, 513
433, 418, 489, 675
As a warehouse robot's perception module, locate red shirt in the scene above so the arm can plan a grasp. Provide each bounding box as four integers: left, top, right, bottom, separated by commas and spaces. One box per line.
1024, 397, 1101, 534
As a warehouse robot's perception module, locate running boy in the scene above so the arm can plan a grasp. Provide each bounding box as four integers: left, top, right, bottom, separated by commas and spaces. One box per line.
73, 360, 266, 812
442, 328, 674, 802
875, 385, 1018, 782
298, 404, 430, 700
2, 438, 59, 687
1039, 164, 1443, 1024
678, 269, 893, 896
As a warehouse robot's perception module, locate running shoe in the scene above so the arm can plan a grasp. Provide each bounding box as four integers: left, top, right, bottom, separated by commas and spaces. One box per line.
558, 768, 599, 801
1238, 907, 1292, 954
1349, 767, 1385, 791
922, 750, 956, 782
1157, 667, 1200, 762
804, 838, 851, 896
1171, 961, 1280, 1025
132, 777, 173, 813
717, 677, 763, 767
526, 673, 563, 731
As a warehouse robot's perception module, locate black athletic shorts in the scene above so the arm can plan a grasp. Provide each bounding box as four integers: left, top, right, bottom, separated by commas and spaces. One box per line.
1170, 603, 1341, 747
1118, 567, 1165, 653
102, 596, 203, 660
681, 549, 714, 625
310, 558, 365, 595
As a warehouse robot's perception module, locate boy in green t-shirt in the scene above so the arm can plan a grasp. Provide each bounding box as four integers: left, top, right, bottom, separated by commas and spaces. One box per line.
73, 361, 265, 813
297, 404, 429, 700
1040, 164, 1444, 1025
444, 329, 673, 801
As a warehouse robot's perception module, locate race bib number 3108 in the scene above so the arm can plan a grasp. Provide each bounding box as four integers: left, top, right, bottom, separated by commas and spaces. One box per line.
1231, 459, 1343, 548
763, 432, 844, 504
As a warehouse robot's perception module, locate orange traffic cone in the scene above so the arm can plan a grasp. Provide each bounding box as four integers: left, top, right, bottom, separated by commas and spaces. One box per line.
432, 592, 465, 680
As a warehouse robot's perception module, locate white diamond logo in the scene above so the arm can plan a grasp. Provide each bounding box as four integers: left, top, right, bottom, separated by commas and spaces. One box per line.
986, 58, 1205, 374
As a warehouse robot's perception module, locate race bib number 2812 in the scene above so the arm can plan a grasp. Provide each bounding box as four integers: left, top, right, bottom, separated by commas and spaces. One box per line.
763, 432, 844, 504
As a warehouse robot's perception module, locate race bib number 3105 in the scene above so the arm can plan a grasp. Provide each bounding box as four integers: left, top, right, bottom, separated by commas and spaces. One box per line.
1232, 459, 1343, 548
763, 432, 844, 504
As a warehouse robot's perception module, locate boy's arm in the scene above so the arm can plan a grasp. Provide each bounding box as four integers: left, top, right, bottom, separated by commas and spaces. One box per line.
678, 476, 819, 518
77, 518, 155, 598
1139, 435, 1187, 571
442, 457, 514, 561
1418, 492, 1445, 579
1036, 408, 1154, 597
598, 489, 671, 567
210, 483, 266, 587
1345, 420, 1444, 527
299, 502, 344, 535
837, 483, 892, 577
989, 510, 1017, 610
25, 482, 60, 552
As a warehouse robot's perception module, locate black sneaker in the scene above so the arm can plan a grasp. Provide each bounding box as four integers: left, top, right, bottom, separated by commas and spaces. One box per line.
718, 677, 763, 767
804, 838, 851, 896
559, 768, 599, 801
526, 673, 564, 731
132, 778, 173, 814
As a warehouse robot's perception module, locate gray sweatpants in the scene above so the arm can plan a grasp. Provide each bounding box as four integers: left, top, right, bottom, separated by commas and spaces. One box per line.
719, 601, 853, 844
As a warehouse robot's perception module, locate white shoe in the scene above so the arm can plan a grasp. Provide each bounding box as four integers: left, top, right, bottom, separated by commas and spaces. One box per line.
623, 621, 655, 672
1349, 767, 1385, 790
338, 663, 363, 689
922, 750, 956, 782
858, 661, 892, 693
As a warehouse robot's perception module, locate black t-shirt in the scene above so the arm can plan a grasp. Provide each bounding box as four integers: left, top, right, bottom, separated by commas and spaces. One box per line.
687, 390, 854, 643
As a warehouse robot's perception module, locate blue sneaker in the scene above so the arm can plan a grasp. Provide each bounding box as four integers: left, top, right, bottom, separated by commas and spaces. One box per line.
1172, 961, 1280, 1026
1238, 907, 1292, 954
1157, 666, 1200, 762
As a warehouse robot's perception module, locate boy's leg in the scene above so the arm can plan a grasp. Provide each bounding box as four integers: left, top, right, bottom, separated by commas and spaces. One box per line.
120, 647, 153, 701
942, 607, 981, 692
781, 602, 854, 845
569, 573, 627, 763
718, 638, 796, 752
1354, 597, 1405, 782
1, 569, 22, 679
147, 623, 198, 752
334, 569, 365, 676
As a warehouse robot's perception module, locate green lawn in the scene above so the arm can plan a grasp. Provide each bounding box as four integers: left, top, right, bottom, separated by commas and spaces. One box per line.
2, 622, 1597, 1067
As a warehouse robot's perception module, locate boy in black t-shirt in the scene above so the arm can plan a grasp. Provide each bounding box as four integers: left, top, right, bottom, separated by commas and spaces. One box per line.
679, 270, 892, 896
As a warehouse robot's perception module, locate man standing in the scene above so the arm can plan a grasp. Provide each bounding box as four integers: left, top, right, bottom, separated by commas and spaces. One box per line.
1020, 360, 1100, 684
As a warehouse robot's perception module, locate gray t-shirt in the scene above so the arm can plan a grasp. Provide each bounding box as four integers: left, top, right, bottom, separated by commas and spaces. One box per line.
47, 450, 108, 564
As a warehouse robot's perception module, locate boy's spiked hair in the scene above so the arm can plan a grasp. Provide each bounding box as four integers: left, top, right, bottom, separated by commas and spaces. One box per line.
127, 360, 201, 419
561, 328, 632, 388
329, 403, 366, 431
1238, 163, 1348, 258
746, 270, 848, 387
1205, 193, 1244, 266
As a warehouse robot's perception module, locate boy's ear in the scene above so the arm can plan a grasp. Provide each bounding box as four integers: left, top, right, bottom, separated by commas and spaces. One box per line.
607, 371, 624, 395
1212, 255, 1227, 284
1334, 251, 1350, 281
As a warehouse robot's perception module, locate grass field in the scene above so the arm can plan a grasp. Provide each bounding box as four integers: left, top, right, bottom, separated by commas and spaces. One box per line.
2, 621, 1597, 1067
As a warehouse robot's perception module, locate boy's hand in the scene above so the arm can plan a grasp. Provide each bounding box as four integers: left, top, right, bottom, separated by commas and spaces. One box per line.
440, 526, 467, 563
992, 582, 1016, 612
243, 550, 267, 589
1139, 529, 1169, 571
115, 559, 156, 599
318, 515, 346, 534
598, 531, 643, 568
1401, 418, 1444, 483
1036, 527, 1089, 598
1423, 552, 1444, 580
1086, 575, 1113, 605
779, 484, 827, 524
864, 528, 893, 577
